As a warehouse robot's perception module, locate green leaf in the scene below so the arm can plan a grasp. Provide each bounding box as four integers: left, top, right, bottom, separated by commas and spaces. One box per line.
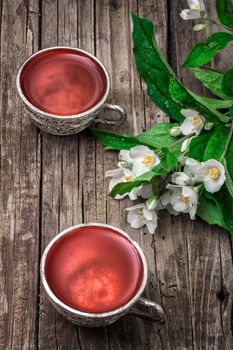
169, 78, 229, 123
109, 148, 178, 197
136, 123, 180, 149
132, 13, 184, 122
222, 158, 233, 198
182, 32, 233, 68
230, 105, 233, 117
204, 124, 231, 161
222, 67, 233, 97
197, 193, 228, 231
205, 187, 233, 235
188, 132, 213, 161
216, 0, 233, 31
91, 122, 183, 151
200, 96, 233, 109
226, 137, 233, 178
90, 128, 144, 150
132, 14, 230, 123
191, 68, 229, 100
146, 84, 184, 122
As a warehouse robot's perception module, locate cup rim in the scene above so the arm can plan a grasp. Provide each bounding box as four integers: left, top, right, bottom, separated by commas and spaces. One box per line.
40, 223, 148, 319
16, 46, 110, 120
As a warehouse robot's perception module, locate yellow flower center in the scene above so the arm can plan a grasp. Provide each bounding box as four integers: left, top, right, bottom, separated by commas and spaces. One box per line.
193, 3, 200, 10
179, 194, 190, 206
192, 115, 202, 126
142, 155, 154, 167
122, 175, 132, 182
136, 209, 144, 219
208, 167, 220, 180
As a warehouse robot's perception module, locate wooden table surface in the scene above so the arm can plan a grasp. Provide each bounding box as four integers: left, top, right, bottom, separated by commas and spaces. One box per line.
1, 0, 233, 349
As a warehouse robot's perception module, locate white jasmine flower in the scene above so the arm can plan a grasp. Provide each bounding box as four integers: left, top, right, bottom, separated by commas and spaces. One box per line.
105, 168, 137, 200
126, 203, 158, 234
129, 145, 160, 176
180, 109, 205, 135
180, 0, 205, 20
171, 172, 193, 186
180, 157, 202, 177
119, 146, 160, 177
158, 191, 179, 216
166, 184, 198, 219
195, 159, 226, 193
181, 136, 194, 152
170, 126, 182, 137
119, 149, 133, 164
137, 183, 153, 199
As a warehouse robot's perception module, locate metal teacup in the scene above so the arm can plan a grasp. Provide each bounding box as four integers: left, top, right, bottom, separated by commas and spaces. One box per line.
40, 223, 165, 327
16, 47, 126, 136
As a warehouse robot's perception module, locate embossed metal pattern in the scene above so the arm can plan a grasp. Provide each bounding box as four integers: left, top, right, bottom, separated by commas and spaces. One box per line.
40, 223, 149, 327
16, 47, 126, 136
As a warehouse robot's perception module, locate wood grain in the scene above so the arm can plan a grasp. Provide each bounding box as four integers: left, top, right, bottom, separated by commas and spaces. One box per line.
0, 0, 232, 349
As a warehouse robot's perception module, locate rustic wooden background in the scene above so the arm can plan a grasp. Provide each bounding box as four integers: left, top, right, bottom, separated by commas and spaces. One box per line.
1, 0, 233, 349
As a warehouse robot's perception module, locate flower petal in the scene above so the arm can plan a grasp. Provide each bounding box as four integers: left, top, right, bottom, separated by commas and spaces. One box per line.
180, 119, 194, 135
130, 145, 151, 159
128, 188, 138, 201
181, 109, 198, 119
125, 203, 145, 211
105, 168, 123, 178
171, 172, 191, 185
130, 216, 146, 229
173, 200, 188, 212
180, 9, 202, 19
146, 219, 158, 234
119, 150, 132, 163
143, 207, 153, 221
159, 191, 172, 208
132, 162, 150, 176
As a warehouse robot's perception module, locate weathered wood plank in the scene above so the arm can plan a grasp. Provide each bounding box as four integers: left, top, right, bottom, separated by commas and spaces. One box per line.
1, 1, 233, 349
38, 1, 81, 349
0, 0, 40, 349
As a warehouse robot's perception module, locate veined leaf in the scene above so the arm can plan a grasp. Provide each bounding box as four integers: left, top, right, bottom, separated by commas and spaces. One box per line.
222, 67, 233, 97
226, 137, 233, 178
137, 123, 180, 148
216, 0, 233, 31
223, 158, 233, 198
132, 14, 230, 124
169, 78, 229, 123
90, 128, 145, 150
191, 68, 229, 100
205, 187, 233, 235
204, 124, 231, 161
200, 96, 233, 109
91, 123, 182, 151
188, 132, 213, 161
132, 13, 184, 122
182, 32, 233, 68
197, 193, 228, 231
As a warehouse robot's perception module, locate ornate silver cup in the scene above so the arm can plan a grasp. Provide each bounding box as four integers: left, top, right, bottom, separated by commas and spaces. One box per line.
40, 223, 165, 327
16, 47, 126, 136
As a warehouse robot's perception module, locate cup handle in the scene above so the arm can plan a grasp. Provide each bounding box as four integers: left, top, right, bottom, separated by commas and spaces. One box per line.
128, 297, 165, 323
94, 103, 127, 126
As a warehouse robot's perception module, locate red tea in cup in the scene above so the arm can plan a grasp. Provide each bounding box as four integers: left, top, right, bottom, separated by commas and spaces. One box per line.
45, 225, 143, 313
20, 48, 107, 116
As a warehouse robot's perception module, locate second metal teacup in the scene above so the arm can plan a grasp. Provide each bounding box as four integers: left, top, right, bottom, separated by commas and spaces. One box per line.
40, 223, 165, 327
16, 47, 126, 136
